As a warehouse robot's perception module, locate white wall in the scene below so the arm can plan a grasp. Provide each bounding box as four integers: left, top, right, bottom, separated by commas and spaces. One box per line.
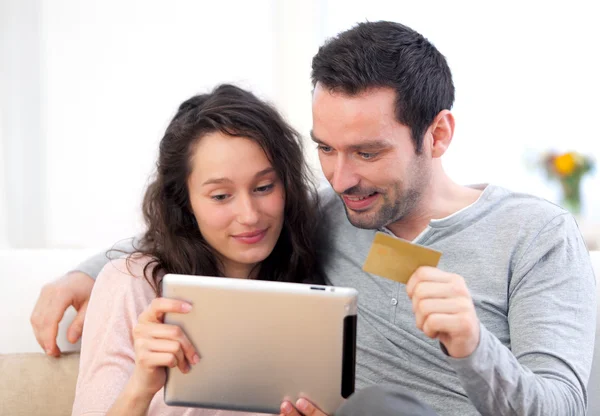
272, 0, 325, 174
0, 0, 46, 248
0, 114, 6, 249
41, 0, 278, 248
1, 0, 599, 249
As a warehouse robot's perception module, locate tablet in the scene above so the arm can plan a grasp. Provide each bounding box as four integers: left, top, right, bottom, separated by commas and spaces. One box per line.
161, 274, 358, 414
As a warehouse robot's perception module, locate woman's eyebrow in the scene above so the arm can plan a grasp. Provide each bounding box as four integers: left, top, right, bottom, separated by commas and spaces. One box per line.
202, 167, 275, 186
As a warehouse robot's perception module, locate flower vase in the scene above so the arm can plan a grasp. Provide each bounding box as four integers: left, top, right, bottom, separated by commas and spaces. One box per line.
559, 176, 582, 215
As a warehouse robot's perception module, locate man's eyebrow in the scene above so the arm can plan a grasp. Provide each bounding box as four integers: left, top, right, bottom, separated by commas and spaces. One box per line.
347, 140, 392, 151
202, 167, 275, 187
309, 130, 322, 144
310, 131, 391, 151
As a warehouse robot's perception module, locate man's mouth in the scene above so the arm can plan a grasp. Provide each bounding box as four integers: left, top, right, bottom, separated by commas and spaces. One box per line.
342, 192, 379, 211
345, 192, 377, 201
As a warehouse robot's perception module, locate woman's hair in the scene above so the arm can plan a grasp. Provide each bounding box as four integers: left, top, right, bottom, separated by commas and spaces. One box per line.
130, 84, 324, 295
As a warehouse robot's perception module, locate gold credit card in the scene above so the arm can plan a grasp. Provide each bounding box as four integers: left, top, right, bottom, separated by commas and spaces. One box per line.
362, 231, 442, 284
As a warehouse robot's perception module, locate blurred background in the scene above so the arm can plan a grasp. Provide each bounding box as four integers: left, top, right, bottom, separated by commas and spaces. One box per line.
1, 0, 599, 250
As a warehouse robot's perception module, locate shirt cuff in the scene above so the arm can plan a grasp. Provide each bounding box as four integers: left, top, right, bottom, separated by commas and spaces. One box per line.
443, 322, 496, 376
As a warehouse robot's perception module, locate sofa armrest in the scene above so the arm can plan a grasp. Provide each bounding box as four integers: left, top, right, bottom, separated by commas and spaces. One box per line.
0, 352, 79, 416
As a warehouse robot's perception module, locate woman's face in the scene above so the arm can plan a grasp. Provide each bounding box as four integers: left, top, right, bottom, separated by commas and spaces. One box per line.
187, 132, 285, 278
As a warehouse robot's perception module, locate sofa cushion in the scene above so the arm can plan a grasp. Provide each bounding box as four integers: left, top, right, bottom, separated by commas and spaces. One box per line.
0, 352, 79, 416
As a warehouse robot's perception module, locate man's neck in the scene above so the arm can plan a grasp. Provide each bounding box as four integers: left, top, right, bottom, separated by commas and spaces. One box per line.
386, 165, 483, 241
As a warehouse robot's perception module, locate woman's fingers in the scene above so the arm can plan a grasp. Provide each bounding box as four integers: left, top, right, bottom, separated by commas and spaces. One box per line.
137, 322, 199, 367
146, 338, 189, 373
137, 350, 181, 371
139, 298, 192, 324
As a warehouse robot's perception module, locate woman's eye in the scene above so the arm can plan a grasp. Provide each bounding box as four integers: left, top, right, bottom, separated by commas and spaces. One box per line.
255, 184, 274, 193
211, 194, 229, 201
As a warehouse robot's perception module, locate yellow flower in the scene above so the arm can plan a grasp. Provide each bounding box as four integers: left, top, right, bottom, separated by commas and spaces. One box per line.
553, 152, 577, 176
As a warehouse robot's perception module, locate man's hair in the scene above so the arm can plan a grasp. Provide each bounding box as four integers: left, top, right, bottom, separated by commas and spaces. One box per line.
133, 84, 324, 294
311, 21, 455, 153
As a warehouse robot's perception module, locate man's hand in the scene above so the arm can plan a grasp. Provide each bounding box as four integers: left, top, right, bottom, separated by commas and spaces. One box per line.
30, 271, 94, 357
406, 266, 480, 358
280, 398, 328, 416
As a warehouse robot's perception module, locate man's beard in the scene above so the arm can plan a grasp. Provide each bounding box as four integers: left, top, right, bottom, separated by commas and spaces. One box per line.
341, 183, 422, 230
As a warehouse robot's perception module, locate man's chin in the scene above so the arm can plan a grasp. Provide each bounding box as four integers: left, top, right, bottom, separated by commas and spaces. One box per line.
343, 208, 382, 230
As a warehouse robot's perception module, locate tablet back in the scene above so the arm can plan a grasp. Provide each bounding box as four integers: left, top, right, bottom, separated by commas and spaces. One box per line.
162, 274, 357, 414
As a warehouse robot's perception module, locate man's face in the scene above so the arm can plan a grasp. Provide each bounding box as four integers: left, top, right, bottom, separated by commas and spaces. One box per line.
312, 83, 431, 229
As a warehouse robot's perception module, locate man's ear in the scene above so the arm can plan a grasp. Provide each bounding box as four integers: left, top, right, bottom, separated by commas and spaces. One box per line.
428, 110, 454, 158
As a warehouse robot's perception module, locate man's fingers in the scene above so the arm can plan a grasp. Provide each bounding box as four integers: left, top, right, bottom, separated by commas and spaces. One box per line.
413, 298, 470, 329
30, 272, 94, 356
67, 302, 89, 344
31, 285, 70, 355
409, 277, 470, 304
411, 281, 454, 303
422, 313, 466, 339
31, 314, 61, 356
416, 297, 465, 315
406, 266, 456, 297
41, 326, 61, 357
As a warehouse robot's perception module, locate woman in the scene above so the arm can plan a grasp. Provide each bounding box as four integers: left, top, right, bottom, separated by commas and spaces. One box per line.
72, 84, 324, 416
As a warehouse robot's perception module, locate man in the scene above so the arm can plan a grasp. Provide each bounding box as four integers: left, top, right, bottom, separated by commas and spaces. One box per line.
31, 21, 596, 415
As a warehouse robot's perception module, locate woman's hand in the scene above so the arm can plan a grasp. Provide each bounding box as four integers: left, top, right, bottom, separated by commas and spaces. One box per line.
130, 298, 200, 397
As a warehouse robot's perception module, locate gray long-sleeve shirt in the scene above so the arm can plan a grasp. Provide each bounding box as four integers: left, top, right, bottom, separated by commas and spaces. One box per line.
317, 184, 596, 415
76, 184, 597, 415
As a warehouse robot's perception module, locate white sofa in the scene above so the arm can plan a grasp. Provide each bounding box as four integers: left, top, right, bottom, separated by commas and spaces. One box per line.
0, 249, 98, 416
0, 248, 99, 354
0, 249, 598, 415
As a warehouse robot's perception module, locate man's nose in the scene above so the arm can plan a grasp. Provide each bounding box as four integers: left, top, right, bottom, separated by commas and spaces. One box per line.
328, 155, 360, 194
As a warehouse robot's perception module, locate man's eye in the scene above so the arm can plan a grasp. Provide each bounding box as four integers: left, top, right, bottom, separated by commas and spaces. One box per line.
358, 152, 377, 160
318, 145, 333, 153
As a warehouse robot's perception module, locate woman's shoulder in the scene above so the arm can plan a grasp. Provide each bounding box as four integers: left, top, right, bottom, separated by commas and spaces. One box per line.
96, 253, 162, 300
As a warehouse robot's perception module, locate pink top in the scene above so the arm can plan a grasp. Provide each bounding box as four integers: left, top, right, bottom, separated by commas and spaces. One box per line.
72, 255, 273, 416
